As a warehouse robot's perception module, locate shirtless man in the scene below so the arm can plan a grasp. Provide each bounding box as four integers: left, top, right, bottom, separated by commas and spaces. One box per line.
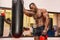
24, 3, 49, 40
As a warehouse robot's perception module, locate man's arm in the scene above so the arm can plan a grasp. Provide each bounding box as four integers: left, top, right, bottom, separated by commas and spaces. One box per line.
43, 9, 49, 32
23, 8, 34, 17
4, 19, 11, 25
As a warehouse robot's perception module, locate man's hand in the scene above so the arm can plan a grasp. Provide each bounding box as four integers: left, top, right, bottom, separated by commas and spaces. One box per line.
42, 27, 49, 35
42, 30, 47, 35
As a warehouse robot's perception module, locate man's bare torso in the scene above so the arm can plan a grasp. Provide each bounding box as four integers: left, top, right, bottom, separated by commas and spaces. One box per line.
32, 9, 46, 27
24, 8, 48, 27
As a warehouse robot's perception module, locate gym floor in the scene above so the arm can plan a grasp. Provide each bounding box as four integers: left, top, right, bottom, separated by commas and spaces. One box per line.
0, 37, 60, 40
2, 25, 60, 40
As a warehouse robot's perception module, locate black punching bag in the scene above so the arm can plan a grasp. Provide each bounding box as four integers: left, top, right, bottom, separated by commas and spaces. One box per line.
12, 0, 23, 38
0, 13, 5, 37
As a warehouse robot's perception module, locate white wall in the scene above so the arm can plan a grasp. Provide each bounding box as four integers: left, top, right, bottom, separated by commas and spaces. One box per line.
0, 0, 12, 8
24, 0, 60, 12
0, 0, 60, 12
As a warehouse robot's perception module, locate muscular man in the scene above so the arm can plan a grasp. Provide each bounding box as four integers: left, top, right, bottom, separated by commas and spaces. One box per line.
24, 3, 49, 40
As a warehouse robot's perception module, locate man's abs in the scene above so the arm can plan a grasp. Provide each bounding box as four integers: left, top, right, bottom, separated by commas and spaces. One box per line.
35, 18, 45, 27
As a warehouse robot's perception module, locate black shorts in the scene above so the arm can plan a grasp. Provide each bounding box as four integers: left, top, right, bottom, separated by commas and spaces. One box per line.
33, 25, 45, 36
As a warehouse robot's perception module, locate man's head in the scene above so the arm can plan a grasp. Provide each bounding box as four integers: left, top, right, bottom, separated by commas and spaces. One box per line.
29, 3, 37, 11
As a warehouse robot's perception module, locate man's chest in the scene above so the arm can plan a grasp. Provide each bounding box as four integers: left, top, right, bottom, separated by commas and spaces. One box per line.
33, 10, 44, 19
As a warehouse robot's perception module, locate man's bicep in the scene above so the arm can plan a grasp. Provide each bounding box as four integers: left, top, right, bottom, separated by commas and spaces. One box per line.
45, 13, 49, 25
24, 10, 34, 17
45, 12, 49, 21
43, 9, 49, 18
43, 10, 49, 24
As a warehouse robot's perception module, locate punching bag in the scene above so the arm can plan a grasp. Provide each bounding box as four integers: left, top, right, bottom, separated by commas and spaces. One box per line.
12, 0, 23, 38
0, 13, 5, 37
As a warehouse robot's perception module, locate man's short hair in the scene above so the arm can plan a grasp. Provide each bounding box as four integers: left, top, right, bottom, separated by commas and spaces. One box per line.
29, 3, 35, 8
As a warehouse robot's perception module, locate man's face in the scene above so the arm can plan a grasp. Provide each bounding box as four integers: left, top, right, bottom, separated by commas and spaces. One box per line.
29, 4, 37, 11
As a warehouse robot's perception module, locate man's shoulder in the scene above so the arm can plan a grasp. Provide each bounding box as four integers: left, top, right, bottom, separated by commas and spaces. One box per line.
39, 8, 48, 13
40, 8, 47, 12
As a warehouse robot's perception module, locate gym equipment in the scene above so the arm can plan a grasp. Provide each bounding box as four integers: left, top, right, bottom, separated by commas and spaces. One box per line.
12, 0, 23, 38
47, 18, 55, 37
0, 13, 5, 37
49, 18, 53, 30
39, 35, 48, 40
